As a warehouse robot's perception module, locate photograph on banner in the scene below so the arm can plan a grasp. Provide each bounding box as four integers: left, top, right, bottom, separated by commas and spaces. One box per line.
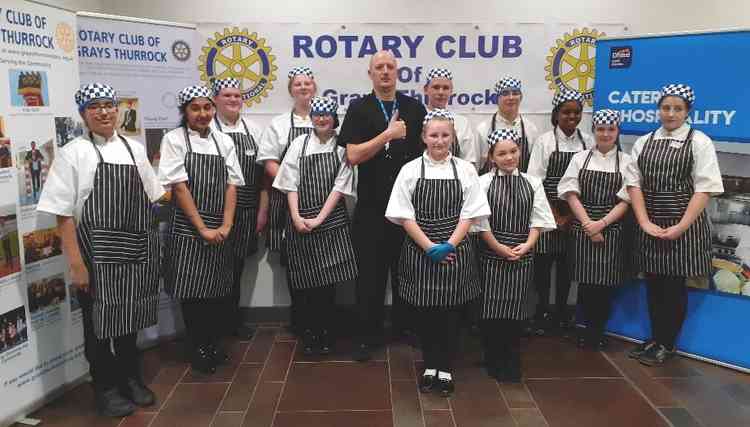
0, 140, 11, 169
54, 117, 84, 148
8, 70, 49, 108
27, 274, 66, 315
145, 128, 170, 165
16, 138, 54, 206
0, 207, 21, 280
117, 97, 142, 137
22, 227, 62, 266
0, 306, 28, 356
707, 184, 750, 297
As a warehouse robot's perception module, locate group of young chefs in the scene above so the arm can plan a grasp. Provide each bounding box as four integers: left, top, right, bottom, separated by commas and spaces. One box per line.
37, 49, 722, 415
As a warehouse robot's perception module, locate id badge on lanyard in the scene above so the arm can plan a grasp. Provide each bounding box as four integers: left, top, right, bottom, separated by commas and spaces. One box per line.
377, 97, 399, 158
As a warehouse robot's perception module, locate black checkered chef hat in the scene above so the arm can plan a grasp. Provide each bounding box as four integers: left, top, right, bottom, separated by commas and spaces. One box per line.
212, 77, 241, 96
487, 128, 519, 145
494, 77, 522, 95
552, 88, 584, 108
75, 83, 117, 111
659, 83, 695, 106
426, 68, 453, 84
288, 66, 314, 79
592, 109, 621, 126
310, 96, 339, 127
178, 85, 212, 107
422, 108, 455, 126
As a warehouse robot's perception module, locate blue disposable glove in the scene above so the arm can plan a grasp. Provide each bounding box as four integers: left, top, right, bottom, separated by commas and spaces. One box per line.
426, 242, 456, 263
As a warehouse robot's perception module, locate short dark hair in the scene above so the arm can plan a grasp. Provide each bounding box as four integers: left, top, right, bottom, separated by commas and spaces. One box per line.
178, 98, 215, 128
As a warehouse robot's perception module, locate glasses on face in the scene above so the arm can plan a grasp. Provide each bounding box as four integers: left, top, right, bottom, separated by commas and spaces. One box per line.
86, 103, 116, 113
500, 90, 522, 97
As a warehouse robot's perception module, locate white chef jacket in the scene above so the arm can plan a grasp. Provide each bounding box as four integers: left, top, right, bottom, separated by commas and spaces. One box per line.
272, 132, 356, 198
258, 112, 314, 163
385, 152, 490, 225
527, 127, 594, 181
558, 147, 633, 203
209, 114, 263, 162
476, 113, 540, 167
158, 127, 245, 187
472, 168, 556, 233
38, 131, 164, 223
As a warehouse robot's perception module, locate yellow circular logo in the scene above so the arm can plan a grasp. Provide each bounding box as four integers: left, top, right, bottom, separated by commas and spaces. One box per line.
55, 22, 75, 54
199, 27, 278, 107
545, 28, 605, 106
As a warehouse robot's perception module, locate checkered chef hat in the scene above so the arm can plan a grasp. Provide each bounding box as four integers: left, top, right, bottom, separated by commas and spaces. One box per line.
494, 77, 522, 94
288, 66, 314, 79
310, 96, 338, 116
659, 83, 695, 105
422, 108, 455, 126
178, 85, 212, 107
75, 83, 117, 111
592, 109, 621, 126
487, 128, 519, 145
552, 88, 584, 108
426, 68, 453, 83
212, 77, 241, 96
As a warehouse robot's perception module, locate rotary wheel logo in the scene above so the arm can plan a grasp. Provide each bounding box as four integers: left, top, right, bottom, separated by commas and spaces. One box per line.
172, 40, 191, 62
55, 22, 75, 54
545, 28, 605, 106
199, 27, 277, 107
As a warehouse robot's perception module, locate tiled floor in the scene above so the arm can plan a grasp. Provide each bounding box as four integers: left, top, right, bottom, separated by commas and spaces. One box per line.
20, 326, 750, 427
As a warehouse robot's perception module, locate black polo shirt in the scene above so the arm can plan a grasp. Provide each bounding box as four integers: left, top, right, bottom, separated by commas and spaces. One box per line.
338, 91, 426, 215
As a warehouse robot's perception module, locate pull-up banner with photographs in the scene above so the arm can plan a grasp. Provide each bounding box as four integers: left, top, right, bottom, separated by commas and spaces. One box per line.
77, 13, 200, 160
0, 1, 87, 425
195, 22, 626, 114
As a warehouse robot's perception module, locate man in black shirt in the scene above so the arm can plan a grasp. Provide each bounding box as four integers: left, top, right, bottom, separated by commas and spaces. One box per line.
338, 50, 427, 361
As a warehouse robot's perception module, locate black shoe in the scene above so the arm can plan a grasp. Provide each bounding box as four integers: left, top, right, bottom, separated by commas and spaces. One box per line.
628, 339, 656, 359
207, 343, 230, 365
638, 344, 674, 366
353, 342, 372, 362
120, 378, 155, 407
318, 329, 333, 355
438, 377, 455, 397
302, 329, 317, 356
504, 354, 522, 383
596, 336, 610, 350
191, 346, 216, 375
96, 388, 136, 417
419, 373, 436, 393
533, 312, 552, 336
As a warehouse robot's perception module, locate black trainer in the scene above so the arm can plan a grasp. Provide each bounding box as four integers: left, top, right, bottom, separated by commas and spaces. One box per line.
438, 377, 455, 397
353, 342, 372, 362
96, 388, 136, 417
419, 373, 436, 393
638, 343, 674, 366
628, 339, 656, 359
120, 378, 155, 407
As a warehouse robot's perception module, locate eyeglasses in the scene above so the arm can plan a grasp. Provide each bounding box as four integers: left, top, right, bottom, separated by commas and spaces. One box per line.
86, 103, 116, 113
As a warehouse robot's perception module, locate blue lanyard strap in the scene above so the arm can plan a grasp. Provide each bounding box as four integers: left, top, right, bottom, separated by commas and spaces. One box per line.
376, 96, 398, 125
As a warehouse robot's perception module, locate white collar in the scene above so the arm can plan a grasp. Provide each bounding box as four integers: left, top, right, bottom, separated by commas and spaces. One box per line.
422, 151, 453, 166
217, 113, 242, 128
555, 126, 579, 141
496, 112, 520, 127
656, 122, 690, 139
186, 127, 213, 138
494, 167, 520, 176
90, 130, 120, 145
592, 146, 618, 158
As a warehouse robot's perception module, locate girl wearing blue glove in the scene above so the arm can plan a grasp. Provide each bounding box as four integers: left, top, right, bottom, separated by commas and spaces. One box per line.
475, 129, 555, 383
386, 109, 490, 397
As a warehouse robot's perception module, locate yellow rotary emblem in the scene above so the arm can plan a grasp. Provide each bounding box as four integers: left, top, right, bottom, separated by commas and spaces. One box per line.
545, 28, 605, 106
55, 22, 75, 54
199, 27, 278, 107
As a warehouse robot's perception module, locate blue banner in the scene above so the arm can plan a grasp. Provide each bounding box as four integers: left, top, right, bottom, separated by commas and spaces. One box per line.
594, 30, 750, 143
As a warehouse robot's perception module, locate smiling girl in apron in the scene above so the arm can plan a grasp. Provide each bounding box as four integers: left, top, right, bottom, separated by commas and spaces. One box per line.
386, 109, 490, 397
558, 109, 633, 350
624, 84, 723, 366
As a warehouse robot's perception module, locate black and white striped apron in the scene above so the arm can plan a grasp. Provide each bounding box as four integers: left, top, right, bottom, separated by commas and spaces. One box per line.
267, 112, 313, 252
491, 114, 530, 172
77, 135, 159, 339
569, 150, 624, 286
635, 129, 712, 277
399, 158, 480, 307
479, 171, 536, 320
285, 135, 358, 289
214, 116, 259, 257
165, 128, 232, 299
537, 128, 586, 254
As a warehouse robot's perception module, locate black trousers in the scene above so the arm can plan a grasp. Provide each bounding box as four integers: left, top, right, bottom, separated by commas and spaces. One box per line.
280, 245, 301, 333
414, 305, 463, 373
297, 286, 336, 334
79, 290, 139, 393
353, 216, 409, 343
578, 284, 614, 336
225, 254, 250, 334
480, 319, 521, 368
534, 253, 571, 318
181, 297, 224, 348
645, 274, 687, 349
31, 170, 41, 193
